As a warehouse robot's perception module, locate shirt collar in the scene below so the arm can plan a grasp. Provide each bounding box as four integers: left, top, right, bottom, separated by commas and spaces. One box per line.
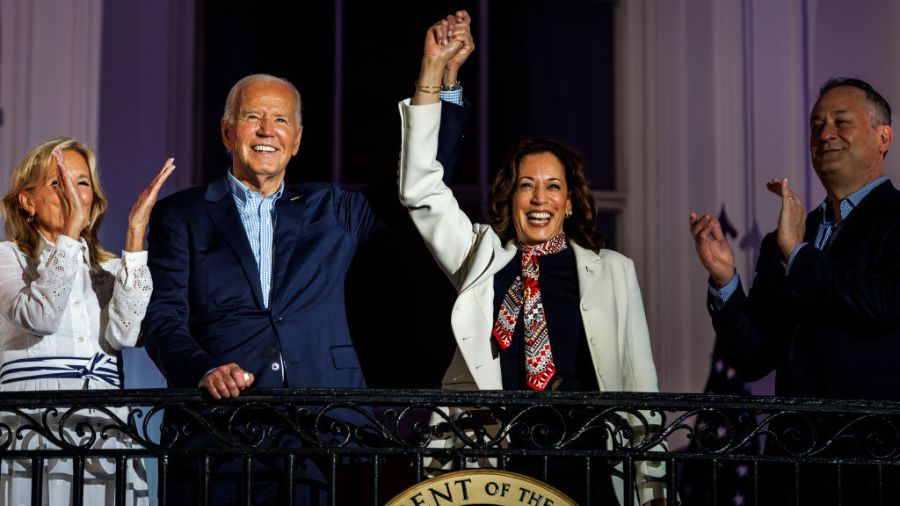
818, 175, 888, 224
226, 169, 284, 208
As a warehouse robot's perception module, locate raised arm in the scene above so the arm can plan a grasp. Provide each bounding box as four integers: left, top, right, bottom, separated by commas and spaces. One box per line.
102, 159, 175, 349
400, 18, 493, 287
124, 158, 175, 252
436, 11, 474, 179
351, 12, 473, 242
689, 211, 781, 380
766, 178, 900, 326
412, 16, 469, 106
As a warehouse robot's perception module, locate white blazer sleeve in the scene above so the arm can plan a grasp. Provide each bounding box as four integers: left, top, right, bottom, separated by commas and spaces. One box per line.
398, 99, 486, 290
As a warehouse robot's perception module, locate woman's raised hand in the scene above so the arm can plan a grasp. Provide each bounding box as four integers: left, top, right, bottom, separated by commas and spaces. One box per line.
414, 13, 469, 105
53, 146, 89, 240
442, 11, 474, 84
423, 16, 467, 62
124, 158, 175, 252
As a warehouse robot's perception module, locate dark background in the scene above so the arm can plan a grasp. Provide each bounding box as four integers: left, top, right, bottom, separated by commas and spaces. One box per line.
196, 0, 616, 387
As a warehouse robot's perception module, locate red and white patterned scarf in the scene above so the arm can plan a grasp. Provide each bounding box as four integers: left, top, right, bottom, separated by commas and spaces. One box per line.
492, 232, 568, 391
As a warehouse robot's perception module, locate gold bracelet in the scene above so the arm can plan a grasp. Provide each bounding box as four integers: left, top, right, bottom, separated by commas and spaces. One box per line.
415, 81, 441, 94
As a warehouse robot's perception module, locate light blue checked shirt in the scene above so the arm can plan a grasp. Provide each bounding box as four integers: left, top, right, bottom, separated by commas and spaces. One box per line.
226, 170, 283, 308
440, 87, 463, 105
711, 176, 889, 305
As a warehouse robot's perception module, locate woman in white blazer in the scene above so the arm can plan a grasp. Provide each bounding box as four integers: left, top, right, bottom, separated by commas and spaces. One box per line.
397, 16, 666, 506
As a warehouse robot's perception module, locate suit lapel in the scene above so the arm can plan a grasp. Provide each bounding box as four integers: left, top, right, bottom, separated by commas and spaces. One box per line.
572, 243, 604, 306
269, 187, 307, 305
827, 181, 894, 256
204, 178, 265, 308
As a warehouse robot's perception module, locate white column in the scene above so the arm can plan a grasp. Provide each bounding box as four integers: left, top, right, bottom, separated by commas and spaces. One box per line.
616, 0, 810, 395
0, 0, 103, 191
95, 0, 196, 253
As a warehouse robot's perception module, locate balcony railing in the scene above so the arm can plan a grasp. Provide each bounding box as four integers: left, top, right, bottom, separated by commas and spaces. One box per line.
2, 389, 900, 505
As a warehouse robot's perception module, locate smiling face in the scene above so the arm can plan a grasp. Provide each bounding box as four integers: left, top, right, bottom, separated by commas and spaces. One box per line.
511, 152, 572, 246
18, 149, 94, 243
221, 80, 303, 195
809, 85, 892, 196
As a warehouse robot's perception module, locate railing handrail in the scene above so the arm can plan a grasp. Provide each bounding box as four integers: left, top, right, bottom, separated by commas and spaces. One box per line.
5, 387, 900, 505
1, 388, 898, 414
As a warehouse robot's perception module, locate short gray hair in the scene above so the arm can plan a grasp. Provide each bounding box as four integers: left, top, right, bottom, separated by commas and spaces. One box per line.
222, 74, 302, 126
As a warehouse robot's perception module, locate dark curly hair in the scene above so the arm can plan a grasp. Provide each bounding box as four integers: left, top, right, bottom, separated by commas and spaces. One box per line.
487, 139, 604, 252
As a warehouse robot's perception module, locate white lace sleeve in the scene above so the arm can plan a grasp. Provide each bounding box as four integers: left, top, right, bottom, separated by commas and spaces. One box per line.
0, 237, 82, 335
102, 250, 151, 349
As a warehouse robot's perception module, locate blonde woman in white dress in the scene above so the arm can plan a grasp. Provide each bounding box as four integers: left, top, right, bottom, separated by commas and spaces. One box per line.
0, 137, 173, 505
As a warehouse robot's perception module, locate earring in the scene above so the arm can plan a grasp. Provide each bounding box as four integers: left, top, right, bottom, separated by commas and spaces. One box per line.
565, 209, 573, 218
25, 214, 34, 224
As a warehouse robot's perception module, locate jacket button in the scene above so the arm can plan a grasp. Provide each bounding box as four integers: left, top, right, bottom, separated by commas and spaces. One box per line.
271, 362, 280, 371
582, 303, 591, 311
589, 337, 598, 345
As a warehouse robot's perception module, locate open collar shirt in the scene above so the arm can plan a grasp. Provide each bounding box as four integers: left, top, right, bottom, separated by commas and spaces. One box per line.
226, 170, 284, 308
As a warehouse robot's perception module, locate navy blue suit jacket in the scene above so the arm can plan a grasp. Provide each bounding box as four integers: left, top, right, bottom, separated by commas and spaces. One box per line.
709, 181, 900, 400
143, 101, 468, 390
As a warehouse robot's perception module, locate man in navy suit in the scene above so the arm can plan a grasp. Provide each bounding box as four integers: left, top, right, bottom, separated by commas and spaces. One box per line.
690, 78, 900, 504
690, 77, 900, 400
143, 12, 474, 504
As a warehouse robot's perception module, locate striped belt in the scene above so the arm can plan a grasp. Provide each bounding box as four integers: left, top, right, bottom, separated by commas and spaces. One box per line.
0, 352, 120, 388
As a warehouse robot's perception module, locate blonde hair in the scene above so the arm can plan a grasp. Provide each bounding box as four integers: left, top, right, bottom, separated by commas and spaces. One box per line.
1, 137, 115, 268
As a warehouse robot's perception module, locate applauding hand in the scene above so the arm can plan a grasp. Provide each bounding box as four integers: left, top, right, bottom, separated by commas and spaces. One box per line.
125, 158, 176, 252
53, 147, 90, 240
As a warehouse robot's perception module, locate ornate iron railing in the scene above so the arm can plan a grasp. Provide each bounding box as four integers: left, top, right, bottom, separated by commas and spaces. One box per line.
2, 389, 900, 505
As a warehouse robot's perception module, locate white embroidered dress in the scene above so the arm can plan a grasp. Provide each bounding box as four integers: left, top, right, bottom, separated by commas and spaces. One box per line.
0, 235, 151, 506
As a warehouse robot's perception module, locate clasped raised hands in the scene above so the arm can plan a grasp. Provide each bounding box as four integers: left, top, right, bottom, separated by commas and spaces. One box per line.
415, 10, 475, 105
423, 11, 473, 67
438, 11, 475, 84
